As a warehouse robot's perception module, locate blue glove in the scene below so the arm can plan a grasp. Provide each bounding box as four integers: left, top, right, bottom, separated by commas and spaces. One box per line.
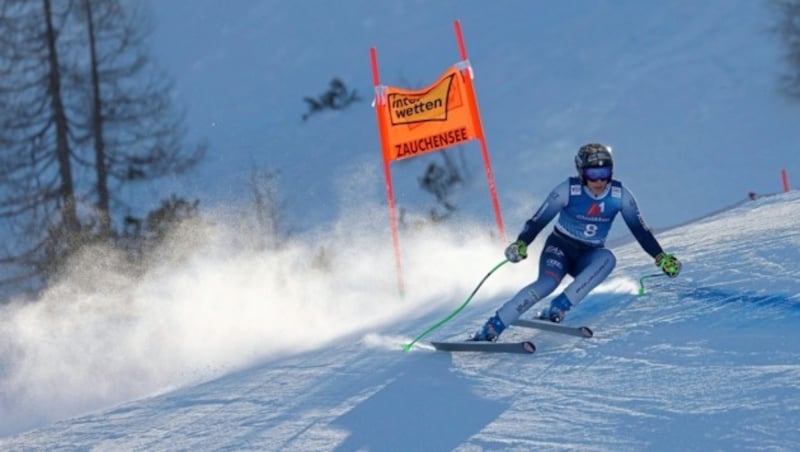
504, 240, 528, 263
656, 252, 681, 278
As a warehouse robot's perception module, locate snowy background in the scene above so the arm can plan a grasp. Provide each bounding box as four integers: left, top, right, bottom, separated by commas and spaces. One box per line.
1, 0, 799, 450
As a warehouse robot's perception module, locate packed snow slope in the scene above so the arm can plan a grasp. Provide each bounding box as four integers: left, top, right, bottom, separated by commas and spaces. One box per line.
1, 190, 798, 450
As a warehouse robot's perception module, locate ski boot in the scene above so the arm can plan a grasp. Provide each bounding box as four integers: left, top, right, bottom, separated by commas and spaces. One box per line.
537, 294, 572, 323
469, 313, 506, 342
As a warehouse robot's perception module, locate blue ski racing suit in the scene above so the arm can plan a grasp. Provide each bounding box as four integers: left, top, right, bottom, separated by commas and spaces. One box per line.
493, 176, 667, 328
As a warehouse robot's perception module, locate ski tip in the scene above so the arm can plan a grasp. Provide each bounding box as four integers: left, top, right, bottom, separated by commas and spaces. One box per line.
579, 326, 594, 338
523, 341, 536, 353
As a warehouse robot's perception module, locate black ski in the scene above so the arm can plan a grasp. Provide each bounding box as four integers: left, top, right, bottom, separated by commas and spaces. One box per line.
430, 340, 536, 354
511, 319, 594, 338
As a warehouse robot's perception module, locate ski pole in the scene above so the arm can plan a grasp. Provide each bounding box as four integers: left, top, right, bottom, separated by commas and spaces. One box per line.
637, 272, 666, 296
402, 259, 509, 352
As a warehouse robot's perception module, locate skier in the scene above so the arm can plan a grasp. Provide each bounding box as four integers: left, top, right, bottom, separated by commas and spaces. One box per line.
471, 143, 681, 342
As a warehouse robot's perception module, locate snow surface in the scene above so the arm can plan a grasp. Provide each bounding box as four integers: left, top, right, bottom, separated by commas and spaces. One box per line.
2, 188, 799, 451
2, 0, 800, 450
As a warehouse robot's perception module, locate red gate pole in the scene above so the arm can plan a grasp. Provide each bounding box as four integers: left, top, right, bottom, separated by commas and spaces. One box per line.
370, 47, 404, 295
453, 20, 506, 242
782, 168, 790, 193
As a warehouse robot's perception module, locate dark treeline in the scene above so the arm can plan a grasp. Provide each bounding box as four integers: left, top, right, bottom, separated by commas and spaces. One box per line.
772, 0, 800, 101
0, 0, 205, 296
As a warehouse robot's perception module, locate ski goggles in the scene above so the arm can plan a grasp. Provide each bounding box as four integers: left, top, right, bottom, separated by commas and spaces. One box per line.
582, 166, 612, 182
